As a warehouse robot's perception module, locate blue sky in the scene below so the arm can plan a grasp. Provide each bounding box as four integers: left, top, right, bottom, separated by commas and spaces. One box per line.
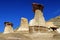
0, 0, 60, 32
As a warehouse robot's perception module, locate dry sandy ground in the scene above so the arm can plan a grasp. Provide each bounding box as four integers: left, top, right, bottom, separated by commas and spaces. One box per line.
0, 32, 60, 40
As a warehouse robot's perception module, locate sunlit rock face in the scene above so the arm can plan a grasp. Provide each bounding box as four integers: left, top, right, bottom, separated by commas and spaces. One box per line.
29, 19, 37, 26
57, 28, 60, 33
17, 17, 29, 33
34, 10, 46, 26
3, 22, 14, 34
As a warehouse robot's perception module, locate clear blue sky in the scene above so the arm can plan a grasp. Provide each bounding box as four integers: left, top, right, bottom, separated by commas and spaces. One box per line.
0, 0, 60, 32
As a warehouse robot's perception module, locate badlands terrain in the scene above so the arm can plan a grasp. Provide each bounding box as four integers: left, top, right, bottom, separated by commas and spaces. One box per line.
0, 32, 60, 40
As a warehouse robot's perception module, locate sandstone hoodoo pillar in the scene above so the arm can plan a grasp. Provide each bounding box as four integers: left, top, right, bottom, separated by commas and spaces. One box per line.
33, 3, 46, 26
3, 22, 14, 34
17, 17, 29, 33
29, 3, 46, 33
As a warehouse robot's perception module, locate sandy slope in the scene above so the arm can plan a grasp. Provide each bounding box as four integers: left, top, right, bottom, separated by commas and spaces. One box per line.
0, 32, 60, 40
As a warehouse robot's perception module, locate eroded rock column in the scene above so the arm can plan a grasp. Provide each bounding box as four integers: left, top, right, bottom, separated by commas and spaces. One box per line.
3, 22, 14, 34
33, 3, 45, 26
29, 3, 46, 33
17, 17, 29, 33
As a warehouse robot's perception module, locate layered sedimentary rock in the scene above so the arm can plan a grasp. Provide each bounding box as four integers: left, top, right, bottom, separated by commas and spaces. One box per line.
3, 22, 14, 34
17, 17, 29, 33
48, 16, 60, 33
29, 3, 47, 33
48, 16, 60, 27
46, 22, 58, 31
46, 22, 57, 28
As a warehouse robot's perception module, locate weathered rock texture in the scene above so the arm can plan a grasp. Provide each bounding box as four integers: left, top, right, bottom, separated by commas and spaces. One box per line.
17, 17, 29, 33
47, 16, 60, 33
29, 3, 46, 26
46, 22, 57, 28
29, 3, 47, 33
48, 16, 60, 27
3, 22, 14, 34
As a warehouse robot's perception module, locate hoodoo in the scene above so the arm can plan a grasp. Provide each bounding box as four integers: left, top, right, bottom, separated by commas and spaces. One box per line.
29, 3, 46, 26
3, 22, 14, 34
17, 17, 29, 33
29, 3, 47, 33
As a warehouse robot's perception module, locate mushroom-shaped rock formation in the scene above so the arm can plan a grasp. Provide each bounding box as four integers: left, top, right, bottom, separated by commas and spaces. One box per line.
3, 22, 14, 34
29, 3, 46, 33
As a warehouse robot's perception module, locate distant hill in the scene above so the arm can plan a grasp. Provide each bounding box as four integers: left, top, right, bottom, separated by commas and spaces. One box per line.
48, 15, 60, 27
